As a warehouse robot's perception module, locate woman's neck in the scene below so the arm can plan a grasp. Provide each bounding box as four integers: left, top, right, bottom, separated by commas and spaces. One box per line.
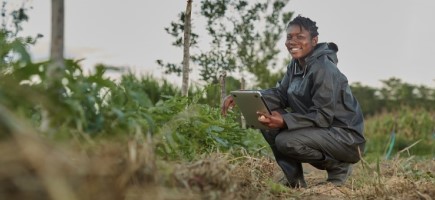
297, 59, 306, 67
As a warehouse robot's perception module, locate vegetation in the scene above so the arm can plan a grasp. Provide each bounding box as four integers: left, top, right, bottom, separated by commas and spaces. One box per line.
351, 80, 435, 117
158, 0, 292, 88
364, 107, 435, 160
0, 1, 434, 200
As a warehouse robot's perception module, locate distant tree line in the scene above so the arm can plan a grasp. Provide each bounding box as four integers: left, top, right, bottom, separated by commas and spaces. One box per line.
350, 78, 435, 116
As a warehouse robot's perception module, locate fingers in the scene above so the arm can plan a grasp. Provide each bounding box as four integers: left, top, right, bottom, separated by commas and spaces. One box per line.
256, 111, 270, 117
221, 97, 228, 116
257, 111, 284, 129
257, 111, 271, 124
223, 101, 234, 115
257, 114, 268, 122
221, 102, 228, 116
221, 95, 235, 116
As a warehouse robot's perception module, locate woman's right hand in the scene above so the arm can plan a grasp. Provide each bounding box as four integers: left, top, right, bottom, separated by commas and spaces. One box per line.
221, 95, 235, 116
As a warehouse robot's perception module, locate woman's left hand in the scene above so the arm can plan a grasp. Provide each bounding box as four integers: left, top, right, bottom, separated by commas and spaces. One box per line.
257, 111, 286, 129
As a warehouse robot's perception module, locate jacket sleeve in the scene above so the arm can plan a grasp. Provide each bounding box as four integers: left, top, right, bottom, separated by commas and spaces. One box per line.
282, 62, 338, 130
260, 64, 291, 112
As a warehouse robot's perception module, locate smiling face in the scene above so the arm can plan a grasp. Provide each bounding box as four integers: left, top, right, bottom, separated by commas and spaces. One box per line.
285, 25, 318, 64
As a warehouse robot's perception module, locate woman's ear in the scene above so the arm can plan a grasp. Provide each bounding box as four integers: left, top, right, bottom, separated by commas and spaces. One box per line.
312, 36, 318, 46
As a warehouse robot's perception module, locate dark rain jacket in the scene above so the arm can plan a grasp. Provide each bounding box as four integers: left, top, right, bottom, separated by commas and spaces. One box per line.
261, 42, 366, 145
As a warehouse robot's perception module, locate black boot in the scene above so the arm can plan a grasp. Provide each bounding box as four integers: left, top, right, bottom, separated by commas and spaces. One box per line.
309, 156, 352, 186
325, 162, 352, 186
277, 159, 307, 188
261, 130, 307, 188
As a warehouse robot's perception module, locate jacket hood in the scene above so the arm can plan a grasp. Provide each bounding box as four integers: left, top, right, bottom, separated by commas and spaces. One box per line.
306, 42, 339, 64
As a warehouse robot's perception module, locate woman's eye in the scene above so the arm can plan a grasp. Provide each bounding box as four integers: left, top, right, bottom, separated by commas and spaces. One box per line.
287, 35, 305, 41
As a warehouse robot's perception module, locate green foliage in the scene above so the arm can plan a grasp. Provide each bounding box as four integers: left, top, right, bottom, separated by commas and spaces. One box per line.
364, 106, 435, 159
1, 14, 267, 156
1, 50, 268, 158
1, 20, 267, 157
0, 3, 46, 137
159, 0, 291, 87
151, 96, 268, 160
350, 82, 380, 116
194, 76, 242, 107
156, 9, 199, 76
116, 73, 180, 105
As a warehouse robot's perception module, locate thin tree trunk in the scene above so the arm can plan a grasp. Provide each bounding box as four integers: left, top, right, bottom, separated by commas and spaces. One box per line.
219, 71, 227, 106
42, 0, 65, 132
181, 0, 192, 96
48, 0, 65, 80
240, 76, 246, 128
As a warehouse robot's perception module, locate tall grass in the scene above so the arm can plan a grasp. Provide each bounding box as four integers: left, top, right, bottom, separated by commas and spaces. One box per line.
364, 106, 434, 160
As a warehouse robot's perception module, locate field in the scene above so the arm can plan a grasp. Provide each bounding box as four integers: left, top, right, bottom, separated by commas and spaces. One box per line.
0, 82, 434, 199
0, 131, 433, 200
1, 3, 435, 199
0, 92, 434, 200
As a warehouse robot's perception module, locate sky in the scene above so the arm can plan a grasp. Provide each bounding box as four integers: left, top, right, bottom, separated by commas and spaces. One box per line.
5, 0, 435, 88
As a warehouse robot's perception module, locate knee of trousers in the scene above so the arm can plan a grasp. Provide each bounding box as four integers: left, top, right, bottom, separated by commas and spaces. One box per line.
275, 135, 304, 158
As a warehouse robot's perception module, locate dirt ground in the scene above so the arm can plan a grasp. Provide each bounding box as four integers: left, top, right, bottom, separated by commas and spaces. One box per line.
0, 136, 434, 200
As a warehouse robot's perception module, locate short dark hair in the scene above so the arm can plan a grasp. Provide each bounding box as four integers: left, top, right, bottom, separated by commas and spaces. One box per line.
287, 15, 319, 38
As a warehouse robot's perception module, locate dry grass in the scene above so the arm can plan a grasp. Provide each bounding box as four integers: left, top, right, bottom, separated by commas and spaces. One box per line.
0, 132, 433, 200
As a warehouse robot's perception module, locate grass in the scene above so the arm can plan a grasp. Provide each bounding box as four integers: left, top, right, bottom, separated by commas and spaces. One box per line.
0, 94, 433, 199
0, 132, 433, 200
363, 108, 435, 159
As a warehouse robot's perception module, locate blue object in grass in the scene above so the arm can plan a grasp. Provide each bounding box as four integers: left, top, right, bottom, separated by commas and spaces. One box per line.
385, 130, 396, 160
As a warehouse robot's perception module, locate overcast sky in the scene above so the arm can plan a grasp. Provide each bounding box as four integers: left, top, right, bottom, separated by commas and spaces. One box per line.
7, 0, 435, 88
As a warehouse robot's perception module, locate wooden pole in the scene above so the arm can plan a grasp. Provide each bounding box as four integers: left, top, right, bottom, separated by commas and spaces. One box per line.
181, 0, 192, 96
219, 71, 227, 106
49, 0, 65, 77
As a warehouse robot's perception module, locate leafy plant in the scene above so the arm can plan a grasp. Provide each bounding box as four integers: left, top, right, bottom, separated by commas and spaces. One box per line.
148, 94, 268, 160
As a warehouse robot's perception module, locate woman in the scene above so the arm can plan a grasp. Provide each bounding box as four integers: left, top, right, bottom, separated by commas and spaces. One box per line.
221, 15, 365, 187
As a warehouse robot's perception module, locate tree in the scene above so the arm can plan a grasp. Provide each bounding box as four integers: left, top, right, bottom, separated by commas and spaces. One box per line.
182, 0, 193, 96
1, 1, 35, 69
350, 82, 381, 116
39, 0, 65, 132
158, 0, 292, 88
48, 0, 64, 83
156, 10, 199, 77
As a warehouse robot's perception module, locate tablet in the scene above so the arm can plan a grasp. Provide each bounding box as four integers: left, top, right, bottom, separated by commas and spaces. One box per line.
230, 90, 272, 130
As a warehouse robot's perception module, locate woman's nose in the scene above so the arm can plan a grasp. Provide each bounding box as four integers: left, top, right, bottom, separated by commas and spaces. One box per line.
286, 39, 296, 46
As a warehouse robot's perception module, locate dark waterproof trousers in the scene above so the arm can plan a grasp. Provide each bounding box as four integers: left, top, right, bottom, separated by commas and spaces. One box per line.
262, 127, 365, 186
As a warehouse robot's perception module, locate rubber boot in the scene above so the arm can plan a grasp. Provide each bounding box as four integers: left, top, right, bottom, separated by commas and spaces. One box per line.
309, 156, 352, 186
261, 130, 307, 188
325, 162, 352, 186
277, 159, 307, 188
